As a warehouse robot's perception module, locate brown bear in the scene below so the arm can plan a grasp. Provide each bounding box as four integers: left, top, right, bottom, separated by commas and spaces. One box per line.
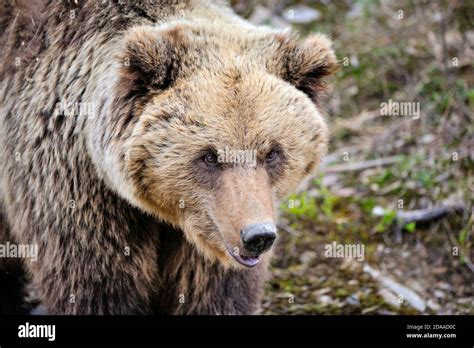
0, 0, 336, 314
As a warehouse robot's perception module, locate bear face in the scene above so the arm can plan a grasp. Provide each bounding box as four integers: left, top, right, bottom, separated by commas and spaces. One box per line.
108, 19, 337, 269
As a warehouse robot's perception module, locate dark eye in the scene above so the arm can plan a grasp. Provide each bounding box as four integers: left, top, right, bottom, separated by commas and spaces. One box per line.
203, 151, 219, 166
265, 149, 279, 163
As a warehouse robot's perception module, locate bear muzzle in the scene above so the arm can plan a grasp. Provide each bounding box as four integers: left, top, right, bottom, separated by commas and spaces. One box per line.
223, 222, 277, 268
241, 222, 276, 255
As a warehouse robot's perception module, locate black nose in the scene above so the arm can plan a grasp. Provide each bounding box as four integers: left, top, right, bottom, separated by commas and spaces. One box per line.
241, 223, 277, 255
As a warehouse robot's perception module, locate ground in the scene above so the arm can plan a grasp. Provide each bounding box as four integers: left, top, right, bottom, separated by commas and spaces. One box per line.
230, 0, 473, 315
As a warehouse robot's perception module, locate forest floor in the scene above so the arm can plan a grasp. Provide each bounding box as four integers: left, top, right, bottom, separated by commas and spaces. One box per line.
230, 0, 474, 315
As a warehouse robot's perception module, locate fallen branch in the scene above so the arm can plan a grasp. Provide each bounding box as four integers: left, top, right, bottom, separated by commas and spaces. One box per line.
372, 199, 466, 244
395, 201, 465, 243
320, 146, 366, 167
396, 203, 465, 224
322, 156, 401, 174
296, 145, 369, 193
363, 264, 426, 312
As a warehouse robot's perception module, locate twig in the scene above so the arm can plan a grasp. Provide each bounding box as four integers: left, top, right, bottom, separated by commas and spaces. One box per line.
322, 156, 401, 174
363, 264, 426, 312
397, 203, 465, 224
277, 222, 300, 236
393, 200, 466, 243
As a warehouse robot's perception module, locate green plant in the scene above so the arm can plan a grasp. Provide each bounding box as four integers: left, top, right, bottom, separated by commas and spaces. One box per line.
281, 192, 317, 220
404, 222, 416, 233
375, 209, 397, 233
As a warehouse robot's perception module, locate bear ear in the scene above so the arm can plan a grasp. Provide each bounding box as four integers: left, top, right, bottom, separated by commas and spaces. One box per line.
117, 26, 188, 98
279, 33, 338, 103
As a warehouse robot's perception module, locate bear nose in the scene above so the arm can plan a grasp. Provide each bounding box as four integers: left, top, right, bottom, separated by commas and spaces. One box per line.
241, 223, 277, 255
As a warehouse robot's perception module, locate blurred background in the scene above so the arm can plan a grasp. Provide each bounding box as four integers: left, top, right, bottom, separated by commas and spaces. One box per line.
230, 0, 473, 314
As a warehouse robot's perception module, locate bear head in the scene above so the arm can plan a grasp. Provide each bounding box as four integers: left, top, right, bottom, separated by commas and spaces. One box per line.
107, 19, 337, 269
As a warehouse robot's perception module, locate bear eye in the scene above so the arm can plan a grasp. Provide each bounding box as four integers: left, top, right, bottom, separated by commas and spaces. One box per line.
203, 151, 219, 166
265, 149, 279, 163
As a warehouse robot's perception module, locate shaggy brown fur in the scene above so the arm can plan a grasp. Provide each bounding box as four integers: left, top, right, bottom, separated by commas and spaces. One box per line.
0, 0, 336, 314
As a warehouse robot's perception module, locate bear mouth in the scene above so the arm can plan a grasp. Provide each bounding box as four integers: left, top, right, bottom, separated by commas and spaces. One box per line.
225, 245, 260, 268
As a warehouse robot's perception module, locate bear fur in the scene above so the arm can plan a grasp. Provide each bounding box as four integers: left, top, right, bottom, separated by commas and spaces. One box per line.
0, 0, 336, 314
